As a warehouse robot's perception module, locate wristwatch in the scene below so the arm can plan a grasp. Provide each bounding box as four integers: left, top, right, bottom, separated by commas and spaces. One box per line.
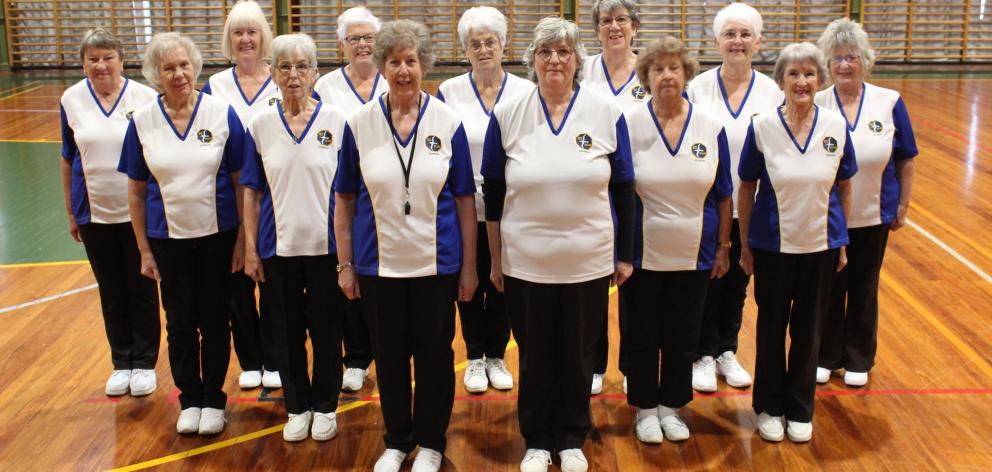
336, 261, 353, 273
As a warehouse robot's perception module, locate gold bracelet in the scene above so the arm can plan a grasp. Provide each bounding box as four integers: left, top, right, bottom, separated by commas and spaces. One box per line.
718, 241, 732, 249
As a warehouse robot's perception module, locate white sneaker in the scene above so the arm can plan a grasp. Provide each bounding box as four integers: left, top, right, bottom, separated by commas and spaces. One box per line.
342, 368, 369, 392
787, 420, 813, 442
411, 447, 443, 472
844, 371, 868, 387
486, 358, 514, 390
129, 369, 157, 396
559, 449, 588, 472
283, 411, 313, 442
198, 408, 226, 435
519, 449, 551, 472
692, 357, 717, 393
756, 412, 784, 442
716, 351, 753, 388
464, 359, 489, 393
590, 373, 604, 395
239, 370, 262, 389
373, 448, 407, 472
816, 367, 831, 384
659, 413, 690, 442
623, 376, 628, 394
176, 407, 201, 434
634, 410, 663, 444
105, 370, 131, 396
262, 370, 282, 389
311, 412, 337, 441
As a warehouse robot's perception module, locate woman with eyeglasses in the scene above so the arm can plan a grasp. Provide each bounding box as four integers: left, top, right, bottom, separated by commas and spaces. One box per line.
482, 17, 634, 472
436, 5, 534, 396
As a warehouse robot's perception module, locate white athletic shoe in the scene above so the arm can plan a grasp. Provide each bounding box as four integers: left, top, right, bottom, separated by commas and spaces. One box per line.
634, 410, 664, 444
716, 351, 753, 388
342, 368, 369, 392
262, 370, 282, 389
106, 370, 131, 396
659, 413, 690, 442
787, 420, 813, 442
559, 449, 589, 472
283, 411, 313, 442
411, 447, 443, 472
311, 412, 337, 441
239, 370, 262, 389
816, 367, 831, 384
756, 412, 784, 442
464, 359, 489, 393
519, 449, 551, 472
129, 369, 157, 396
692, 357, 717, 392
176, 407, 201, 434
486, 358, 514, 390
373, 448, 407, 472
590, 373, 604, 395
198, 408, 226, 435
844, 371, 868, 387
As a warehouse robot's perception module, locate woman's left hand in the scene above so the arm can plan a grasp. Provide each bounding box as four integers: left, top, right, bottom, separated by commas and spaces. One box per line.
231, 229, 245, 273
459, 268, 479, 302
711, 247, 730, 279
837, 246, 848, 272
891, 204, 908, 231
612, 262, 633, 287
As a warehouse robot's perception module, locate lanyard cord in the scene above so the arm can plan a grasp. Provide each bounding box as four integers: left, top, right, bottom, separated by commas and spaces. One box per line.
387, 92, 422, 216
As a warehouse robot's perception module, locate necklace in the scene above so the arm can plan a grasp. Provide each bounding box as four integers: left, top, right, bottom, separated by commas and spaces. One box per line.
386, 92, 422, 216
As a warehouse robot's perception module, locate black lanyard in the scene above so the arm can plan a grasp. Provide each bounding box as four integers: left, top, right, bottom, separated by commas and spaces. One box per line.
386, 92, 422, 216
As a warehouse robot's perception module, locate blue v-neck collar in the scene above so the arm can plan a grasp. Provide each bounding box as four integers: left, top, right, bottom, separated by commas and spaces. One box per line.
601, 55, 636, 96
648, 99, 693, 156
538, 86, 580, 136
469, 71, 508, 116
378, 93, 430, 147
832, 83, 865, 132
716, 67, 756, 119
777, 105, 820, 154
157, 91, 204, 141
86, 78, 129, 117
232, 67, 272, 106
342, 66, 381, 105
278, 101, 322, 144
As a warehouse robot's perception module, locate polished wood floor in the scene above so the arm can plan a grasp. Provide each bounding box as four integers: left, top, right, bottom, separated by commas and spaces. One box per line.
1, 75, 991, 471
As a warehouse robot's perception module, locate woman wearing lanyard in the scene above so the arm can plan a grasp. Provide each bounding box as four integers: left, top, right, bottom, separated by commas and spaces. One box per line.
333, 20, 477, 472
436, 5, 534, 395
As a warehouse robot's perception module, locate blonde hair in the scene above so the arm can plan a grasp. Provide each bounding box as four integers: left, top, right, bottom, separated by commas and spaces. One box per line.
222, 0, 273, 61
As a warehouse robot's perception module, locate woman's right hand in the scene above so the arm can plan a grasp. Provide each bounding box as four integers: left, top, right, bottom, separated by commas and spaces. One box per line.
140, 251, 161, 281
339, 266, 360, 300
490, 258, 504, 293
67, 218, 82, 243
245, 251, 265, 283
739, 247, 754, 276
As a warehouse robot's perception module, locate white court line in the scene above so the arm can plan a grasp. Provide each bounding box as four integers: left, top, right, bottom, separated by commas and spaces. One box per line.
0, 283, 98, 314
907, 218, 992, 284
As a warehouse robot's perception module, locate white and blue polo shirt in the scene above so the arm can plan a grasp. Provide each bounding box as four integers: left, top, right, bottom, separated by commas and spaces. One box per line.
60, 78, 157, 225
242, 102, 347, 259
687, 67, 784, 217
815, 83, 918, 228
202, 67, 282, 125
334, 93, 474, 278
313, 66, 389, 116
739, 106, 858, 254
118, 92, 244, 239
481, 86, 635, 284
581, 53, 650, 112
625, 100, 733, 271
436, 71, 535, 221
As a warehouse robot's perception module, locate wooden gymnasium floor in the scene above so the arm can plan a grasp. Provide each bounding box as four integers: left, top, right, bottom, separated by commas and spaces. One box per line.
0, 71, 991, 471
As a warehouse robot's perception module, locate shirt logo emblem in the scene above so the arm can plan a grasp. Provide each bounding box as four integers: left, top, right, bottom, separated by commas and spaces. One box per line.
316, 130, 333, 146
269, 97, 281, 107
425, 135, 442, 152
822, 136, 838, 153
691, 143, 708, 159
197, 129, 213, 143
575, 133, 593, 150
868, 120, 883, 133
631, 85, 647, 100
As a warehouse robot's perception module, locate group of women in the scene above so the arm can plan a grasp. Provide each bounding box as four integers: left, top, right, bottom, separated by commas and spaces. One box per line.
60, 0, 917, 471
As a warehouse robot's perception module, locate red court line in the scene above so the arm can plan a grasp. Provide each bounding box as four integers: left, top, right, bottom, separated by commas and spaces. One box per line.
912, 115, 992, 157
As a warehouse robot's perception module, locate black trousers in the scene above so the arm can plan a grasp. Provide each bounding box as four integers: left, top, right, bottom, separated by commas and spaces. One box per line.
457, 222, 511, 360
621, 269, 709, 410
359, 274, 458, 453
505, 275, 609, 451
342, 298, 373, 369
699, 219, 749, 358
592, 302, 610, 375
262, 255, 344, 414
230, 271, 278, 372
752, 248, 837, 422
820, 225, 890, 372
78, 222, 160, 370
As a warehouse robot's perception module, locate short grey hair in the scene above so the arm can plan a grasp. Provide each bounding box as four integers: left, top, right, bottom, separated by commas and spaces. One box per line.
79, 28, 125, 62
457, 6, 508, 48
818, 18, 876, 75
270, 34, 319, 77
373, 20, 435, 71
222, 1, 273, 61
524, 17, 587, 84
337, 6, 382, 42
141, 32, 203, 92
713, 2, 763, 39
591, 0, 641, 30
773, 42, 826, 88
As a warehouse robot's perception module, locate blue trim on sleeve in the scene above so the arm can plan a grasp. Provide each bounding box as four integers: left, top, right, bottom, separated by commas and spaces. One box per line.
333, 123, 361, 193
225, 107, 246, 173
144, 173, 169, 239
714, 129, 733, 198
240, 131, 265, 190
434, 180, 464, 275
892, 98, 918, 160
119, 120, 150, 181
480, 116, 506, 181
257, 183, 277, 259
201, 81, 212, 95
435, 88, 445, 102
739, 124, 781, 252
448, 124, 476, 196
60, 105, 78, 161
737, 124, 762, 182
838, 129, 858, 180
610, 114, 635, 184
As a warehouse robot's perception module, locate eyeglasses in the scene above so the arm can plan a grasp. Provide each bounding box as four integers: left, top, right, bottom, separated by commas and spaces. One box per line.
345, 34, 376, 45
720, 29, 755, 41
276, 63, 311, 74
598, 15, 632, 28
535, 47, 573, 61
469, 39, 499, 52
832, 54, 860, 64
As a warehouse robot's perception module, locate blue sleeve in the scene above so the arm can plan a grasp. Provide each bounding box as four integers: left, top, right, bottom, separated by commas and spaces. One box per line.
480, 115, 507, 181
738, 123, 764, 182
224, 107, 246, 173
892, 97, 918, 160
609, 114, 635, 184
333, 122, 361, 193
312, 90, 321, 101
240, 130, 265, 189
118, 119, 149, 180
201, 80, 212, 95
838, 129, 858, 180
714, 128, 733, 197
436, 88, 446, 103
447, 124, 475, 196
60, 105, 78, 161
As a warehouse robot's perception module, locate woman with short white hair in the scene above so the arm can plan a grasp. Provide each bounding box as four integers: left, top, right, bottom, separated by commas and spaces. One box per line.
119, 32, 245, 435
436, 5, 533, 396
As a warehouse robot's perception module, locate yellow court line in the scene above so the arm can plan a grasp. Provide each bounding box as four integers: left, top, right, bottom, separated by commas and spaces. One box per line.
880, 271, 992, 379
0, 259, 89, 269
0, 85, 45, 101
911, 205, 992, 264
